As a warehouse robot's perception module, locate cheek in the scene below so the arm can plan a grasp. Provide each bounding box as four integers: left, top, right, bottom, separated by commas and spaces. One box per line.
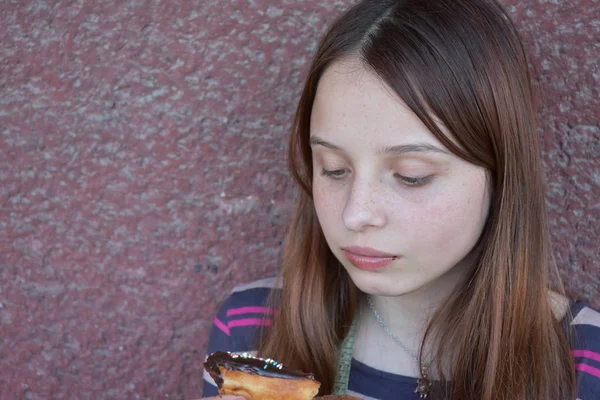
313, 182, 343, 230
404, 180, 489, 254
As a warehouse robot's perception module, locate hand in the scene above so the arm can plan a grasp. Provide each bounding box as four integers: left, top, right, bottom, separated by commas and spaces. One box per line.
190, 396, 247, 400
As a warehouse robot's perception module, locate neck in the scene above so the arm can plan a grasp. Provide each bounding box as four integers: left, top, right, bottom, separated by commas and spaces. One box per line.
361, 255, 472, 361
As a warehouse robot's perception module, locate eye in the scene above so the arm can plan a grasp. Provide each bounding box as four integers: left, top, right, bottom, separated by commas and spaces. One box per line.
394, 174, 431, 187
321, 168, 348, 179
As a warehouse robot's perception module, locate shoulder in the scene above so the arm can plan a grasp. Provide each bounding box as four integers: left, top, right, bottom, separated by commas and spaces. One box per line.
229, 276, 282, 299
569, 300, 600, 354
208, 276, 282, 348
569, 300, 600, 351
223, 276, 283, 316
216, 275, 282, 332
568, 301, 600, 399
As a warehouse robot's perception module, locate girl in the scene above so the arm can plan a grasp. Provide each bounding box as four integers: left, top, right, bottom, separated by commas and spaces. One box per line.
201, 0, 600, 399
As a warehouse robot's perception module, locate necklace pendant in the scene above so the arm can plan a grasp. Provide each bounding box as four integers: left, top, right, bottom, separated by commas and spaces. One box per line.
414, 367, 431, 399
414, 376, 431, 398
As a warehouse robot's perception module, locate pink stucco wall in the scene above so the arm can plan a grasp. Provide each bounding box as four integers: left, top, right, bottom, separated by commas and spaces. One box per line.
0, 1, 598, 399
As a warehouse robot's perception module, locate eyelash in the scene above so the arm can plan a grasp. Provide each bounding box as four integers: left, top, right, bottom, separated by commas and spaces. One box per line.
320, 169, 431, 187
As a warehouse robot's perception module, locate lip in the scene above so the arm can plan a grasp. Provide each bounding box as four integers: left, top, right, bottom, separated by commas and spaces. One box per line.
343, 246, 397, 257
342, 246, 398, 271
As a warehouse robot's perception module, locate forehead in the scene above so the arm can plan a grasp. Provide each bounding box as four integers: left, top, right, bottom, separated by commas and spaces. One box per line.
313, 58, 400, 119
310, 58, 443, 147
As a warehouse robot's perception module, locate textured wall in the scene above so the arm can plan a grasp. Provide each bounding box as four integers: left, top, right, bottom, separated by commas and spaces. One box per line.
0, 0, 598, 399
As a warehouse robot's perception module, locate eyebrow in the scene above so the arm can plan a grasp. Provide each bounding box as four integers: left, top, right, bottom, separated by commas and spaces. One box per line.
309, 135, 450, 156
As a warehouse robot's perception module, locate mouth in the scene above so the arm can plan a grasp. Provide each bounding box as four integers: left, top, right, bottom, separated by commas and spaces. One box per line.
341, 246, 399, 271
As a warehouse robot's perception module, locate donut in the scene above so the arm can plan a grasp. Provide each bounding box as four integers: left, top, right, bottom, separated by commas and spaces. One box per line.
204, 351, 321, 400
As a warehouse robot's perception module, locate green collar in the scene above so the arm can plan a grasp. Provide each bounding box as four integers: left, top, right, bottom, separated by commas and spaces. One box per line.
333, 310, 360, 394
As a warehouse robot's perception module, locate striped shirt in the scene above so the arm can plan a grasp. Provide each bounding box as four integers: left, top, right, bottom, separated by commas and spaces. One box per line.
202, 277, 600, 399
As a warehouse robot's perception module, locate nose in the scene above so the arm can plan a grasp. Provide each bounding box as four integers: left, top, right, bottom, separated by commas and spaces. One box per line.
342, 179, 386, 232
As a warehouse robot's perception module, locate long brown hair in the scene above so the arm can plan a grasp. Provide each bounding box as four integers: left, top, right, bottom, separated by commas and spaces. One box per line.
258, 0, 576, 398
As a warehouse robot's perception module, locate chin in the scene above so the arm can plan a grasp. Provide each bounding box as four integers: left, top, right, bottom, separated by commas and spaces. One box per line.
345, 267, 422, 297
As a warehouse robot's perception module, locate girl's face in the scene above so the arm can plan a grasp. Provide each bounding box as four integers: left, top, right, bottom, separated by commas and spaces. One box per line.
310, 59, 491, 296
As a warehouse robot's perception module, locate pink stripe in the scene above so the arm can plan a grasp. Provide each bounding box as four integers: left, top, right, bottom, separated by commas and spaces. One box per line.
226, 306, 275, 317
572, 350, 600, 363
228, 318, 272, 328
213, 317, 230, 336
575, 363, 600, 379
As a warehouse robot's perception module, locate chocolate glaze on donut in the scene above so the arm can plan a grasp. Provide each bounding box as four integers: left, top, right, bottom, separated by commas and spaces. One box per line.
204, 351, 315, 387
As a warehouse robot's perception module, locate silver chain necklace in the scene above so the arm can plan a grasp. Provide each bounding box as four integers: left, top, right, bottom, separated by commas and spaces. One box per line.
366, 295, 432, 398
